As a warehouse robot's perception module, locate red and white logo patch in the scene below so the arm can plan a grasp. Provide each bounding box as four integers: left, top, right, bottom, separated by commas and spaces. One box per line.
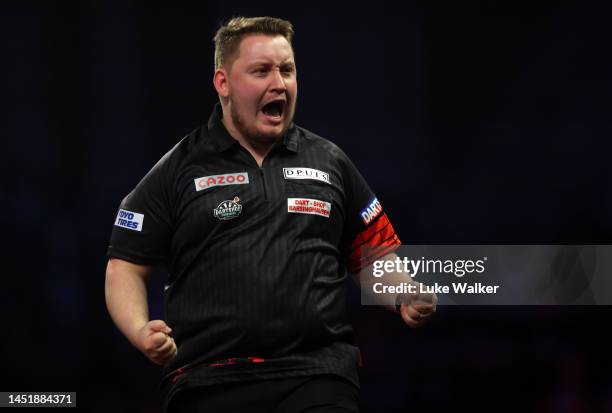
287, 198, 331, 218
194, 172, 249, 192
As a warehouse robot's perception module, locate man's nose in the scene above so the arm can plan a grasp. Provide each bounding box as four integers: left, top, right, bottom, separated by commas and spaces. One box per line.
269, 69, 286, 92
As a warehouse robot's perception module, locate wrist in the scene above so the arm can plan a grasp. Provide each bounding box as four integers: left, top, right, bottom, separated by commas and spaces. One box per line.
128, 320, 150, 349
395, 294, 402, 314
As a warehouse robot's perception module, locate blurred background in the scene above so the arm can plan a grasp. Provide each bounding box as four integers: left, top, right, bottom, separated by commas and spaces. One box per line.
2, 0, 612, 411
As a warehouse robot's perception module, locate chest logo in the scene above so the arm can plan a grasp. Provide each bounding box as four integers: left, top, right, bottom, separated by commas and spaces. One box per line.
214, 196, 243, 220
195, 172, 249, 192
283, 167, 330, 185
287, 198, 331, 218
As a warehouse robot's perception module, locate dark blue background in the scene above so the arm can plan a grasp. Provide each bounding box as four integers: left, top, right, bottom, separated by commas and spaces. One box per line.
3, 1, 612, 411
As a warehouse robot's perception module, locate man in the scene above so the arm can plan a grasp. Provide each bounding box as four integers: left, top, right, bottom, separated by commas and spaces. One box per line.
105, 16, 436, 412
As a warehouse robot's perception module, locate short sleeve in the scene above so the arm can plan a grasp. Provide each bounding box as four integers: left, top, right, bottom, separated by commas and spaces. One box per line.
107, 156, 174, 266
339, 154, 401, 274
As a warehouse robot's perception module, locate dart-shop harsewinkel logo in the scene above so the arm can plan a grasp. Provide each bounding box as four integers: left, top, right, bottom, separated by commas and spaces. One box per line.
213, 196, 243, 220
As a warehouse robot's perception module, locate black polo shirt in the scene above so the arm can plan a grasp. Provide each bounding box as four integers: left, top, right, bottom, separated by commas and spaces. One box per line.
107, 104, 401, 410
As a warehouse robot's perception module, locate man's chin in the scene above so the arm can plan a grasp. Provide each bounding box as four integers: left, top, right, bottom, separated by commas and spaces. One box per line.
253, 125, 288, 142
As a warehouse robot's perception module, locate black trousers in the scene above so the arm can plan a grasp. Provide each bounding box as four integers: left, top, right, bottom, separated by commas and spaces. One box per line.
168, 375, 360, 413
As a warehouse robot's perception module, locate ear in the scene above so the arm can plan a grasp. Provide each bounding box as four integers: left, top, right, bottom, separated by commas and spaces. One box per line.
213, 68, 229, 98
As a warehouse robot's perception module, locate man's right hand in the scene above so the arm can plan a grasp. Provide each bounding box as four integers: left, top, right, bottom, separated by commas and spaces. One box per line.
136, 320, 178, 366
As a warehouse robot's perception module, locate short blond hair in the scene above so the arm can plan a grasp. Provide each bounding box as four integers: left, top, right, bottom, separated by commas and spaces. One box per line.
213, 16, 294, 70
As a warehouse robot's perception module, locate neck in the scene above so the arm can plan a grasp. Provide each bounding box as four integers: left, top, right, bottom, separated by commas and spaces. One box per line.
221, 116, 277, 167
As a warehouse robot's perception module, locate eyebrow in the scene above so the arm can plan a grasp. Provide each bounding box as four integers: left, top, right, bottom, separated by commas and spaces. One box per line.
248, 59, 295, 67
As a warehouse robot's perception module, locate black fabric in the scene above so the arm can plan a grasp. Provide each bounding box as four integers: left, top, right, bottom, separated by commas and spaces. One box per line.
107, 104, 399, 411
168, 375, 360, 413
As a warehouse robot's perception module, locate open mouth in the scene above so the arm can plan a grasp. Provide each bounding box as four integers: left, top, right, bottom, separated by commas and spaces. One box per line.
261, 100, 285, 119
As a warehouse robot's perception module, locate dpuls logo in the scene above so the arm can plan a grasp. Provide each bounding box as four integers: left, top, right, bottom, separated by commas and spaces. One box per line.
194, 172, 249, 192
283, 167, 330, 184
114, 209, 144, 231
360, 197, 382, 225
213, 196, 243, 220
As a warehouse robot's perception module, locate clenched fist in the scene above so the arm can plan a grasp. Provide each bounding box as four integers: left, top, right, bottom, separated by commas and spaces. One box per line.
135, 320, 177, 365
397, 286, 438, 328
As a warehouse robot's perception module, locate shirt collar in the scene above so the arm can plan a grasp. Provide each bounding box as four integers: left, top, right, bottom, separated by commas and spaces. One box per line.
207, 102, 299, 153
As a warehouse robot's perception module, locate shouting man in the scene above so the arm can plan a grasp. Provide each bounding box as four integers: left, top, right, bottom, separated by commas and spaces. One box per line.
105, 16, 436, 413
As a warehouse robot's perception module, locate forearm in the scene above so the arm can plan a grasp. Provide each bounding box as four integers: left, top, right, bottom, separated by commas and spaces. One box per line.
353, 253, 397, 312
105, 258, 152, 349
355, 252, 422, 312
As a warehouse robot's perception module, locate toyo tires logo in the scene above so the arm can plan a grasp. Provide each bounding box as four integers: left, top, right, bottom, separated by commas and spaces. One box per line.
213, 196, 243, 220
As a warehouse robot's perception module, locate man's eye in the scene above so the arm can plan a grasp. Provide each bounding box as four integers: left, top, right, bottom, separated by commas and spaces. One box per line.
253, 69, 268, 76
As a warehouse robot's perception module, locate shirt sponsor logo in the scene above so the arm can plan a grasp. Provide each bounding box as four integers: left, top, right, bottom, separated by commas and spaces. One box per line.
287, 198, 331, 218
213, 196, 243, 220
194, 172, 249, 192
115, 209, 144, 231
360, 197, 382, 225
283, 167, 330, 185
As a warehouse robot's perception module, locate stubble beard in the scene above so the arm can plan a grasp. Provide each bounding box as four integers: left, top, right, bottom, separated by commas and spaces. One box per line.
229, 99, 292, 145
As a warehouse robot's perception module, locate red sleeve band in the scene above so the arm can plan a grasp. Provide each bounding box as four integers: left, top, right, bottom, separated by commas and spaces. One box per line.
348, 212, 401, 274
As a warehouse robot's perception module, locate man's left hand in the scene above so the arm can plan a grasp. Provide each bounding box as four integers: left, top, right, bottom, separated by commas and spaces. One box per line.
398, 290, 437, 328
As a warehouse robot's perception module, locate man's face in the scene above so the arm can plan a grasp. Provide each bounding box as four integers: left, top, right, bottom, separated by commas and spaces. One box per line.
221, 34, 297, 143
